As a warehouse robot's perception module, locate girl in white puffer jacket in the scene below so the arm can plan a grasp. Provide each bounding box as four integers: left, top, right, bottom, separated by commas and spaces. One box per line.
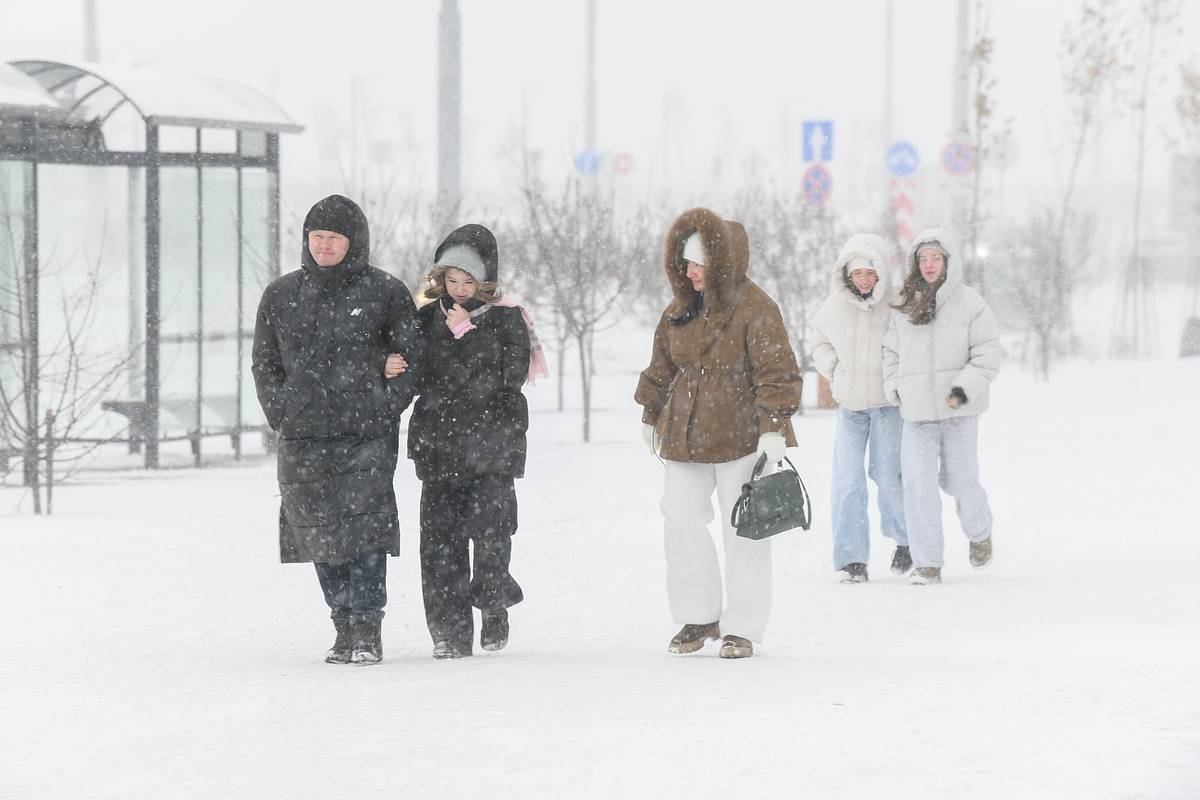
811, 234, 909, 583
882, 228, 1001, 584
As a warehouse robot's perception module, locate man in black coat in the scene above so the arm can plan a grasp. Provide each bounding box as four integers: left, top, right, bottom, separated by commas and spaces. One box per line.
252, 194, 417, 665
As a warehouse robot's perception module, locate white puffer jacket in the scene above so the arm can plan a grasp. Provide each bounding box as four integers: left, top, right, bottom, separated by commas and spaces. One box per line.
882, 228, 1001, 422
810, 233, 897, 411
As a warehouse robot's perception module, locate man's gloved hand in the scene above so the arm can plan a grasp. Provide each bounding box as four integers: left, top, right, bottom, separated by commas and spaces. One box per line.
642, 424, 657, 455
756, 432, 786, 463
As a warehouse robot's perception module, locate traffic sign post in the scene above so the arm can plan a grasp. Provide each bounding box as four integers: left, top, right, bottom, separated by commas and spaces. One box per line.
886, 141, 919, 177
575, 150, 600, 176
802, 120, 834, 162
803, 163, 833, 205
941, 138, 976, 176
890, 177, 916, 247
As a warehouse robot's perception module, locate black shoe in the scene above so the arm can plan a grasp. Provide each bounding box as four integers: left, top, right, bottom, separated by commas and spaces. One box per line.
840, 562, 868, 584
668, 622, 720, 654
481, 608, 509, 652
433, 640, 473, 659
890, 546, 913, 575
349, 614, 382, 665
325, 617, 352, 664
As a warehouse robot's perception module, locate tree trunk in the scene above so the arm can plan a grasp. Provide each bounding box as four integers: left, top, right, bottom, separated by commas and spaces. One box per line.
555, 329, 568, 412
577, 331, 591, 442
44, 409, 55, 515
22, 342, 41, 516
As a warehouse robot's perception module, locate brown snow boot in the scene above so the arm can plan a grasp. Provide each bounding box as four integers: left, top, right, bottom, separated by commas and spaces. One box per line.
718, 635, 753, 659
668, 622, 720, 654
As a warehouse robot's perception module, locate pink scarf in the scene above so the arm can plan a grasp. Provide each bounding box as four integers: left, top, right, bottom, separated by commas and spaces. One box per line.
444, 295, 550, 385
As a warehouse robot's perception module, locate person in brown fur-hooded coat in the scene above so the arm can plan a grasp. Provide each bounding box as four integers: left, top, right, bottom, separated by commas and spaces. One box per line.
635, 207, 802, 659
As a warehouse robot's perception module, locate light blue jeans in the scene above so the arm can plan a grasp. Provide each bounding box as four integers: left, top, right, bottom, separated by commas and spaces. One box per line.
831, 405, 908, 570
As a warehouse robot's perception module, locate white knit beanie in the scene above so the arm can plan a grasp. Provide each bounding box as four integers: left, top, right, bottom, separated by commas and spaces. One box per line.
682, 232, 709, 266
846, 255, 879, 272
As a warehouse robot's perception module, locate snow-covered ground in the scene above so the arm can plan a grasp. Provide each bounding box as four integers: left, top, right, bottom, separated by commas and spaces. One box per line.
2, 353, 1198, 799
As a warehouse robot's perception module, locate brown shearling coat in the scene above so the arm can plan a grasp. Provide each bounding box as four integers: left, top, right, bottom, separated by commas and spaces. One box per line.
635, 208, 802, 464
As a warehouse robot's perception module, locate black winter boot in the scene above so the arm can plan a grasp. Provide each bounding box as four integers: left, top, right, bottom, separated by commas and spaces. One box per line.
890, 546, 913, 575
433, 640, 472, 659
350, 614, 383, 665
840, 562, 869, 584
480, 608, 509, 652
325, 617, 353, 664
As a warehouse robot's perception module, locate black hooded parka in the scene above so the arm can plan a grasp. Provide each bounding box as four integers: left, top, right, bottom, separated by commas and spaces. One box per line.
252, 195, 418, 564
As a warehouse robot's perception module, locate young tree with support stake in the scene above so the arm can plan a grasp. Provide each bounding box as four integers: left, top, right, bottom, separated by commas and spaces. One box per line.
0, 197, 130, 514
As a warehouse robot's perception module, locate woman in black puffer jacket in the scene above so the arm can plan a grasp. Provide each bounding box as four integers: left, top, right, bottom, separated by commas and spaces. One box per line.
387, 224, 544, 659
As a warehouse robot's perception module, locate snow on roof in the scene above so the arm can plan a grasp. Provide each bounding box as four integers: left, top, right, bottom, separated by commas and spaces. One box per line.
0, 62, 67, 118
8, 59, 303, 133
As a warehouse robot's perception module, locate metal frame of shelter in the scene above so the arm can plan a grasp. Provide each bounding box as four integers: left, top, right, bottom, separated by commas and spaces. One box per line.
0, 60, 303, 469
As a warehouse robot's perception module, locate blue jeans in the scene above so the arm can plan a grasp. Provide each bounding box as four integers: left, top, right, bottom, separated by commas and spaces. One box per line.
831, 405, 907, 570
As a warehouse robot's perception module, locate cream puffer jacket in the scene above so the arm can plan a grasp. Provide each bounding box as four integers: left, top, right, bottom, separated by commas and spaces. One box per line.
810, 233, 897, 411
882, 228, 1001, 422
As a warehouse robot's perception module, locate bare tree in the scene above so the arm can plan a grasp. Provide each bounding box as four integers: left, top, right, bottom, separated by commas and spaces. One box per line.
0, 187, 129, 514
961, 0, 1012, 294
1111, 0, 1182, 356
1004, 208, 1098, 379
1009, 0, 1133, 378
519, 161, 653, 440
1059, 0, 1131, 242
734, 184, 844, 394
1175, 59, 1200, 328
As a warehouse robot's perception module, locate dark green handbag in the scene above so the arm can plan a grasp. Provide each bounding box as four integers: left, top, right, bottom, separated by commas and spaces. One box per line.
731, 453, 813, 540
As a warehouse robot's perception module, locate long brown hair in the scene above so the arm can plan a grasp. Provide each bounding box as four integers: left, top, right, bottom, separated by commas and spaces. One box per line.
422, 265, 503, 304
893, 256, 947, 326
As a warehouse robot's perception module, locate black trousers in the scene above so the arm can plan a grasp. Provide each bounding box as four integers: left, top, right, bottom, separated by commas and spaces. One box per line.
314, 550, 387, 624
420, 475, 524, 646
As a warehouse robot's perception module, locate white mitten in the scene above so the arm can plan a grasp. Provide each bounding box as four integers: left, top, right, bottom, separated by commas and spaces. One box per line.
756, 432, 786, 463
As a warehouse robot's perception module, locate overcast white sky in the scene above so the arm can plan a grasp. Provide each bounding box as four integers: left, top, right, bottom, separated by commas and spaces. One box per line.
3, 0, 1198, 239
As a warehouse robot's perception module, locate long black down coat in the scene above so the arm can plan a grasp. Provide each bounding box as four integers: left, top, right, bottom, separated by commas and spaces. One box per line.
407, 299, 530, 482
252, 196, 418, 564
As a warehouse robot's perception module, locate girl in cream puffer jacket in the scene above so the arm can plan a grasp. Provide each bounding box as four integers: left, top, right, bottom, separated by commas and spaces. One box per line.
811, 234, 909, 582
882, 228, 1000, 584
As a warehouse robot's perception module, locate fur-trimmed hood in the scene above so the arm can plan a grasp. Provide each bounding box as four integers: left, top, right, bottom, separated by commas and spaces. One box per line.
830, 233, 893, 308
663, 207, 749, 313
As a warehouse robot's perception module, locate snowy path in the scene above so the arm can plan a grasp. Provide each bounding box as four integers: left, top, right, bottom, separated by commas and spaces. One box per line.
2, 359, 1198, 798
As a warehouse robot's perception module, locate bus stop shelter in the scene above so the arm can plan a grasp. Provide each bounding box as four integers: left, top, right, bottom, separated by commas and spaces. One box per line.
0, 59, 303, 470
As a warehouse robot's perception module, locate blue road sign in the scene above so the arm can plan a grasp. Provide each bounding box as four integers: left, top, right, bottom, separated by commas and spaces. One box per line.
803, 163, 833, 205
886, 141, 920, 177
942, 138, 976, 175
575, 150, 600, 176
802, 120, 834, 162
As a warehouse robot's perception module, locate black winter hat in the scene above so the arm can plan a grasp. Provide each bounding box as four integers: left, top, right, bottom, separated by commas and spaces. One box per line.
304, 194, 361, 241
433, 223, 499, 284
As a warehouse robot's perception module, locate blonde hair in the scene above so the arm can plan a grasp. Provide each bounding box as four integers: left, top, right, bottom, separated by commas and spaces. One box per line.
422, 265, 503, 304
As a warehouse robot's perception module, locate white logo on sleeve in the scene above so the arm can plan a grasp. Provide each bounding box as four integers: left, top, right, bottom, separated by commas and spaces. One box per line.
350, 308, 363, 316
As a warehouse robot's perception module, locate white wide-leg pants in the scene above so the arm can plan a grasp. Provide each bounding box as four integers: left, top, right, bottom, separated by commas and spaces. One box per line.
661, 452, 772, 642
